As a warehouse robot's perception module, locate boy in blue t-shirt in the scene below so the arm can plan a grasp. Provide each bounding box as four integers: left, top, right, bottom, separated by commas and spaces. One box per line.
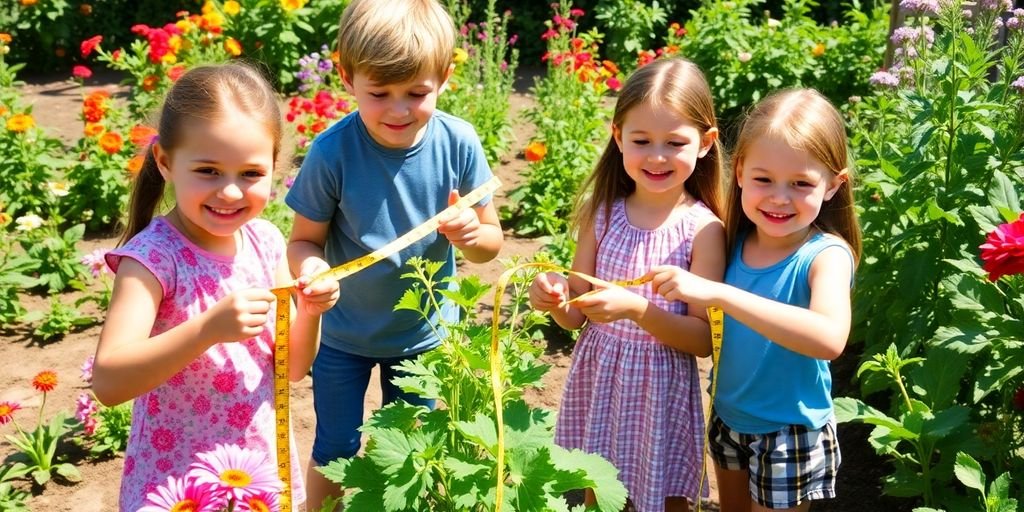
284, 0, 503, 507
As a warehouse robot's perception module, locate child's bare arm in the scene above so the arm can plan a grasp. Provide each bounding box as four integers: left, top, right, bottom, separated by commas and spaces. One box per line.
93, 260, 275, 405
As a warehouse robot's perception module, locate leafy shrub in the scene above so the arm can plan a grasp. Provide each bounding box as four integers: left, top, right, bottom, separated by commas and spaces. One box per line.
837, 2, 1024, 508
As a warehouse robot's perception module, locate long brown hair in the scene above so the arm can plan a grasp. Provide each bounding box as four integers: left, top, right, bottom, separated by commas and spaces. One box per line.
573, 58, 724, 234
119, 62, 284, 247
725, 88, 862, 262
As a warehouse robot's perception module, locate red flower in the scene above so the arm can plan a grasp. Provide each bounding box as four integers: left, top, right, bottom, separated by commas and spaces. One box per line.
979, 214, 1024, 281
1014, 387, 1024, 411
0, 401, 20, 425
80, 35, 102, 58
72, 65, 92, 79
167, 65, 185, 82
32, 370, 58, 393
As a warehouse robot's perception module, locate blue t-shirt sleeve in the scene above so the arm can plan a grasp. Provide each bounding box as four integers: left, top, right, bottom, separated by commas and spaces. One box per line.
285, 138, 339, 223
454, 120, 494, 207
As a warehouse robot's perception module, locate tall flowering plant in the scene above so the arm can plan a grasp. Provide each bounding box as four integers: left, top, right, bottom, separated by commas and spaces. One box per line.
284, 45, 354, 156
1, 371, 81, 486
505, 3, 619, 240
438, 0, 520, 166
837, 1, 1024, 507
140, 443, 282, 512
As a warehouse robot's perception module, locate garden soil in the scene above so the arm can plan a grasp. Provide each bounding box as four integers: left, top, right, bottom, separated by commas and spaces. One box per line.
1, 68, 913, 512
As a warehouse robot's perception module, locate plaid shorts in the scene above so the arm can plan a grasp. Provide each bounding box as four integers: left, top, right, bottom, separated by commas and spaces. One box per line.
708, 412, 841, 509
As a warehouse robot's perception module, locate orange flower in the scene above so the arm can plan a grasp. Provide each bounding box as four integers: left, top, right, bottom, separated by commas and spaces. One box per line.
0, 33, 11, 44
524, 141, 547, 162
82, 91, 109, 123
0, 401, 20, 425
224, 0, 241, 15
141, 74, 160, 92
32, 370, 58, 393
0, 104, 7, 116
6, 113, 33, 132
280, 0, 307, 11
20, 0, 38, 6
167, 66, 185, 82
80, 3, 92, 15
224, 37, 242, 57
812, 42, 826, 57
99, 132, 124, 155
126, 155, 144, 176
84, 122, 105, 137
130, 125, 158, 147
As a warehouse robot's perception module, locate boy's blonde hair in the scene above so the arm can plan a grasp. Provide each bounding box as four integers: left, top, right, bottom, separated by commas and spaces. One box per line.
336, 0, 455, 84
726, 88, 862, 263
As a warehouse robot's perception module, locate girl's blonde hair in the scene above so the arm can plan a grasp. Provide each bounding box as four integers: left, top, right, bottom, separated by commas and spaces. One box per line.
120, 62, 284, 247
725, 88, 861, 262
573, 58, 724, 234
336, 0, 455, 84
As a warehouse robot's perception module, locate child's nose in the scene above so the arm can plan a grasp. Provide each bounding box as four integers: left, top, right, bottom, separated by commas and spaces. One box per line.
218, 181, 244, 200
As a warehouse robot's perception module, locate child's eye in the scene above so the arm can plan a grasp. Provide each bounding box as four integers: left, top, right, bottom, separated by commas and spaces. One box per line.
243, 170, 267, 178
409, 92, 428, 98
631, 139, 649, 146
669, 141, 687, 148
369, 92, 387, 98
194, 167, 218, 175
795, 181, 814, 187
753, 177, 771, 183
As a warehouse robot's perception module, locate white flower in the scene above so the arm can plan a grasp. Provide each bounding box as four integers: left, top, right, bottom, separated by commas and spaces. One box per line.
738, 51, 752, 63
15, 214, 44, 232
47, 181, 70, 197
767, 18, 780, 27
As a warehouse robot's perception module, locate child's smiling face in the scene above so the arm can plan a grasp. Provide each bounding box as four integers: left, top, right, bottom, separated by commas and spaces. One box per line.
737, 134, 846, 246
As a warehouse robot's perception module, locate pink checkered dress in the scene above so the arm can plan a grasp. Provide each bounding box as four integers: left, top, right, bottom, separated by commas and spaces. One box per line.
555, 198, 712, 512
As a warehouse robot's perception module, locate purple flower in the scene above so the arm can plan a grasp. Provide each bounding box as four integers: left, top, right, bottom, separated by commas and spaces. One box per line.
284, 175, 295, 189
899, 0, 939, 15
188, 444, 281, 502
81, 354, 95, 383
81, 248, 111, 278
869, 70, 900, 87
1012, 76, 1024, 92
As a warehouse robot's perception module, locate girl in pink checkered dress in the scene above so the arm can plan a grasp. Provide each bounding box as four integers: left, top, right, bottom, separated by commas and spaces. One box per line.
529, 58, 726, 512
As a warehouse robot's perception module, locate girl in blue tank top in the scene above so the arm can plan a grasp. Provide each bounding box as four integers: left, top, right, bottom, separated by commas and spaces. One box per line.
650, 89, 862, 512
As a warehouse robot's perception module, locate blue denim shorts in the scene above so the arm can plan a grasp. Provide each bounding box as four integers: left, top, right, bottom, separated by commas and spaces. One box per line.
309, 343, 436, 465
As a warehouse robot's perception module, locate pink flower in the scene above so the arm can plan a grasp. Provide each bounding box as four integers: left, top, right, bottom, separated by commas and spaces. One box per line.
73, 65, 93, 79
139, 475, 219, 512
75, 393, 99, 435
0, 401, 21, 426
979, 214, 1024, 281
80, 354, 95, 382
80, 35, 102, 58
81, 248, 111, 278
189, 444, 282, 502
236, 491, 280, 512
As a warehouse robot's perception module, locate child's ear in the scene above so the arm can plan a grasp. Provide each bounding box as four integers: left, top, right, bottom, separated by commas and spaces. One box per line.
734, 159, 744, 188
824, 168, 849, 200
698, 127, 719, 158
612, 124, 624, 152
339, 68, 355, 93
152, 143, 172, 181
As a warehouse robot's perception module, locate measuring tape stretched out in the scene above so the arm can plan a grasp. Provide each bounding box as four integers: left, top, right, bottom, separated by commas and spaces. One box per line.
269, 176, 501, 511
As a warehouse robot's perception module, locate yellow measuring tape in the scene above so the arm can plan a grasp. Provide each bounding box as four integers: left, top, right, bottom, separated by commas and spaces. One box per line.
697, 305, 723, 512
269, 176, 501, 511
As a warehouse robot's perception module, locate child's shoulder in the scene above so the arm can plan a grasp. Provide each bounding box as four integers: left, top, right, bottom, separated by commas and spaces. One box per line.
430, 110, 479, 139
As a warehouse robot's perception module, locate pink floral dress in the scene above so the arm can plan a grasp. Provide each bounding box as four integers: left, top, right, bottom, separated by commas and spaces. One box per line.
555, 199, 713, 512
106, 217, 305, 511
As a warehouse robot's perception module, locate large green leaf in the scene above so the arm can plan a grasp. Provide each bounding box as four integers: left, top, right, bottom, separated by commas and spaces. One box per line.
952, 452, 985, 493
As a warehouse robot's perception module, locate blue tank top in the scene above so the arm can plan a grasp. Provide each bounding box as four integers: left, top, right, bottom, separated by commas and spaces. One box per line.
714, 231, 853, 433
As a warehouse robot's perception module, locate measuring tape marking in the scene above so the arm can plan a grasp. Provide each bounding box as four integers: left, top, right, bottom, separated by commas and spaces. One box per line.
270, 176, 501, 509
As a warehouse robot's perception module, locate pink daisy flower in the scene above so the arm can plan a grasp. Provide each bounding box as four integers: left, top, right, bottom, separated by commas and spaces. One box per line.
235, 490, 281, 512
189, 444, 281, 502
138, 475, 219, 512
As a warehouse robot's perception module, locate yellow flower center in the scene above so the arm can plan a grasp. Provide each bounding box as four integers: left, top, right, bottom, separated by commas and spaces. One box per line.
169, 499, 199, 512
246, 497, 271, 512
220, 468, 253, 488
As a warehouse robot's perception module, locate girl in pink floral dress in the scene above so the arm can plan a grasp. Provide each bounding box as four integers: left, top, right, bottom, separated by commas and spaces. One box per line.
529, 58, 726, 512
92, 63, 339, 512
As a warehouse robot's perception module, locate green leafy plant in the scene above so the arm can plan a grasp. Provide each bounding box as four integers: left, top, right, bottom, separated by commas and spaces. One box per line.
0, 462, 31, 512
318, 257, 628, 511
914, 452, 1020, 512
842, 1, 1024, 507
594, 0, 666, 70
670, 0, 887, 129
2, 371, 82, 486
24, 297, 97, 342
0, 218, 37, 328
20, 219, 87, 294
